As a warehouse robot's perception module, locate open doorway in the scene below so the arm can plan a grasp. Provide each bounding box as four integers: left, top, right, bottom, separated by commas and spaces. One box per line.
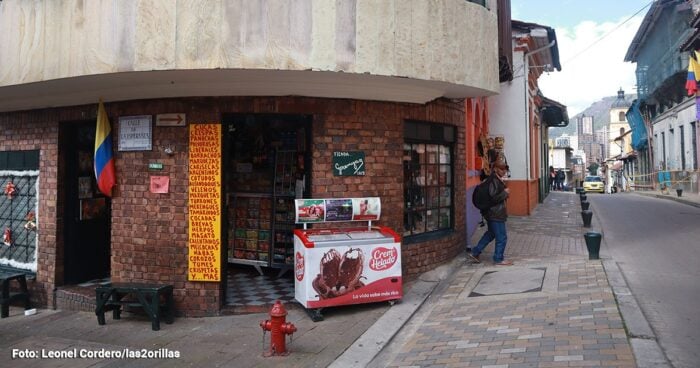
222, 114, 311, 306
59, 121, 111, 284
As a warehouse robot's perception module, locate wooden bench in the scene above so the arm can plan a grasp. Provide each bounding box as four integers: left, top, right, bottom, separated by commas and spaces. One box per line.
95, 282, 174, 331
0, 271, 31, 318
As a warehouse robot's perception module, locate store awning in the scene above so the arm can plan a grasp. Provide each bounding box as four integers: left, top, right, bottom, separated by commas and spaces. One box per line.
540, 96, 569, 127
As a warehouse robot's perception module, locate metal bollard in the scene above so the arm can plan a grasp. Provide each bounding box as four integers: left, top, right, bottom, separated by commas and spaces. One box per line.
583, 232, 602, 260
581, 201, 590, 211
676, 188, 683, 197
581, 210, 592, 228
579, 194, 587, 203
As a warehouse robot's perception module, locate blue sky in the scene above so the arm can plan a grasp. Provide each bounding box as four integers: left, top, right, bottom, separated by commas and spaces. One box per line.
511, 0, 653, 116
512, 0, 652, 28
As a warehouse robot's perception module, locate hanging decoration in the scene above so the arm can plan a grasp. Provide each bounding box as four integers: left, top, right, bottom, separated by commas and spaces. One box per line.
24, 211, 36, 231
3, 227, 11, 246
4, 181, 16, 199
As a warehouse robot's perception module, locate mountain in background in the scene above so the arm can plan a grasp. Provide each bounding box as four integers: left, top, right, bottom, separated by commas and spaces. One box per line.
549, 93, 637, 138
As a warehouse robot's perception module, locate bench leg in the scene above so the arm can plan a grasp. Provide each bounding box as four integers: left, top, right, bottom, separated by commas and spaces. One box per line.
97, 311, 106, 325
136, 292, 160, 331
95, 289, 115, 325
164, 292, 174, 324
19, 278, 30, 310
111, 293, 122, 320
1, 280, 8, 318
151, 317, 160, 331
112, 306, 121, 320
151, 293, 161, 331
96, 291, 107, 325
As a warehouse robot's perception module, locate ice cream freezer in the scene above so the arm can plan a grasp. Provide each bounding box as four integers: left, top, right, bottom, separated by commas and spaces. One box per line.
292, 197, 402, 320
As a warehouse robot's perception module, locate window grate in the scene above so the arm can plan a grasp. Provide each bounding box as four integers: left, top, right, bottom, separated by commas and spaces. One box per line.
0, 173, 38, 272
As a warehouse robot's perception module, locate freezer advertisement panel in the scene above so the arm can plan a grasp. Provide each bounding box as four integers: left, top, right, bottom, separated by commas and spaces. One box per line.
295, 197, 380, 223
295, 242, 402, 308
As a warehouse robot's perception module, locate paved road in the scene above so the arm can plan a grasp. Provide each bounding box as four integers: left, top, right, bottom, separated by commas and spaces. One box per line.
589, 193, 700, 368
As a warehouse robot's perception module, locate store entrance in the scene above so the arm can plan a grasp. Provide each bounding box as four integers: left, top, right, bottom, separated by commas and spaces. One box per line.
222, 114, 310, 306
60, 121, 111, 284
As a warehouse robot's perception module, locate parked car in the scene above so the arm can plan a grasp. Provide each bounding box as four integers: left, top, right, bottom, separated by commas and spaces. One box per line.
583, 176, 604, 193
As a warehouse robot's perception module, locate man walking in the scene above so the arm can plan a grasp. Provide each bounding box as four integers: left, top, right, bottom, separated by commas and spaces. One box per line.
556, 169, 565, 190
468, 160, 513, 266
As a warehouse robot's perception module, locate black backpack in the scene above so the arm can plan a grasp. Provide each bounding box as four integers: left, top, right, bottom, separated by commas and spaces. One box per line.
472, 177, 495, 211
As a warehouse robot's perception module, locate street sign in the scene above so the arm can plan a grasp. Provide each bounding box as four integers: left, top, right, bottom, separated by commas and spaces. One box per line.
118, 115, 152, 151
156, 113, 186, 127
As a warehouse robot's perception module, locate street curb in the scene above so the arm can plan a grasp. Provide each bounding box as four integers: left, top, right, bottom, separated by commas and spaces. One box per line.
632, 191, 700, 209
602, 259, 671, 368
327, 258, 460, 368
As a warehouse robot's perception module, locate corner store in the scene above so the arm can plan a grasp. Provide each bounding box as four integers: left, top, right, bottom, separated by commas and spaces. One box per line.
0, 96, 469, 316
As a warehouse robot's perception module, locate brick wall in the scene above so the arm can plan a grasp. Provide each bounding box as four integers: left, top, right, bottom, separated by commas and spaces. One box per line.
0, 110, 60, 308
1, 96, 467, 316
309, 98, 467, 278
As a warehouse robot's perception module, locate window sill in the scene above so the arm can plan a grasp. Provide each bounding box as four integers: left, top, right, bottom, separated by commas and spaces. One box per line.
402, 229, 454, 245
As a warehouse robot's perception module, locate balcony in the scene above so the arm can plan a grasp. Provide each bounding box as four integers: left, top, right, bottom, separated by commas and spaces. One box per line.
0, 0, 499, 112
625, 0, 693, 104
634, 35, 690, 103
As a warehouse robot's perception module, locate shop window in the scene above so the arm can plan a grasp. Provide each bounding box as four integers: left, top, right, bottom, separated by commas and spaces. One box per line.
403, 122, 454, 239
0, 150, 39, 272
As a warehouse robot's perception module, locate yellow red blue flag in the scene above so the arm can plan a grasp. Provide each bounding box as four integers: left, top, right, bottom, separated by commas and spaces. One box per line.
94, 100, 116, 197
685, 51, 700, 96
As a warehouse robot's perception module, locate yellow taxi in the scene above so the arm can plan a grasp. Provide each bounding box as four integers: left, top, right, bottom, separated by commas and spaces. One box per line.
583, 175, 604, 193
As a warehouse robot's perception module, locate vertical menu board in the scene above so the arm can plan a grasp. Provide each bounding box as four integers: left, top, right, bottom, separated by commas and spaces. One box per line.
188, 124, 222, 281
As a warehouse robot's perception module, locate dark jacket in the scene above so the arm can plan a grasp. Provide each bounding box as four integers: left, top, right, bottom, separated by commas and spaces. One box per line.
482, 173, 508, 221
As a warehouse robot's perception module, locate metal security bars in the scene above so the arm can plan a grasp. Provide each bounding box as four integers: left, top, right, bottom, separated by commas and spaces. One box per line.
0, 173, 38, 271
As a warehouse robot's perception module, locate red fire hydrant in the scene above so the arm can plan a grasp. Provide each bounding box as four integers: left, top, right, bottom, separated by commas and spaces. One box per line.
260, 300, 297, 356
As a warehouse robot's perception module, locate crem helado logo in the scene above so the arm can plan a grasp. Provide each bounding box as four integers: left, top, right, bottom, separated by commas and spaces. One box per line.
295, 252, 304, 281
369, 247, 397, 271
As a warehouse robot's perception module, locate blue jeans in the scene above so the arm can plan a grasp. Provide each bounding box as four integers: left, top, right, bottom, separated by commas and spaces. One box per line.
472, 220, 507, 263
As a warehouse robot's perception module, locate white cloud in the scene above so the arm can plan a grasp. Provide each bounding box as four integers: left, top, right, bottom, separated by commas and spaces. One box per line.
538, 15, 644, 116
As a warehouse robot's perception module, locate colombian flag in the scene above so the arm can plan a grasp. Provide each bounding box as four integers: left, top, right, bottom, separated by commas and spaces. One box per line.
686, 51, 700, 96
94, 100, 116, 197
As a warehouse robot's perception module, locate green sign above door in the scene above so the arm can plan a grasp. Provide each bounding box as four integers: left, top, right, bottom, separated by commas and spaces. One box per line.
332, 151, 365, 176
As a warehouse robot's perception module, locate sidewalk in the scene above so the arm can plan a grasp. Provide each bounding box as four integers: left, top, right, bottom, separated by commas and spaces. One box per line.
0, 192, 667, 367
631, 189, 700, 208
342, 192, 668, 367
0, 299, 390, 367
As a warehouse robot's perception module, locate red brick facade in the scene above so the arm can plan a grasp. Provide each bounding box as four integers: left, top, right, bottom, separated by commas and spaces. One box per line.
0, 96, 466, 316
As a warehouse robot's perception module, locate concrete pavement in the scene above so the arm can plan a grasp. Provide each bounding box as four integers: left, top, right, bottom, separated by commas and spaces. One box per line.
344, 191, 668, 367
1, 192, 667, 367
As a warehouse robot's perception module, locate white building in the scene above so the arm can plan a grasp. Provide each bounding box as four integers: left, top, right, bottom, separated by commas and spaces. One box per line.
608, 89, 632, 159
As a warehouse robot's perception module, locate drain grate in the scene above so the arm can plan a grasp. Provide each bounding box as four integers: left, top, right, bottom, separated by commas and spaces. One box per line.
469, 267, 546, 297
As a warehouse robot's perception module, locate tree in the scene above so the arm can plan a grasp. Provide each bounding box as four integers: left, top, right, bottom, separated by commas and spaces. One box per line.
587, 163, 599, 176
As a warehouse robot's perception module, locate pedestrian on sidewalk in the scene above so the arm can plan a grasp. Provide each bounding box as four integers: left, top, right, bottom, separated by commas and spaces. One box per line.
468, 159, 513, 266
549, 166, 556, 191
556, 169, 565, 191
